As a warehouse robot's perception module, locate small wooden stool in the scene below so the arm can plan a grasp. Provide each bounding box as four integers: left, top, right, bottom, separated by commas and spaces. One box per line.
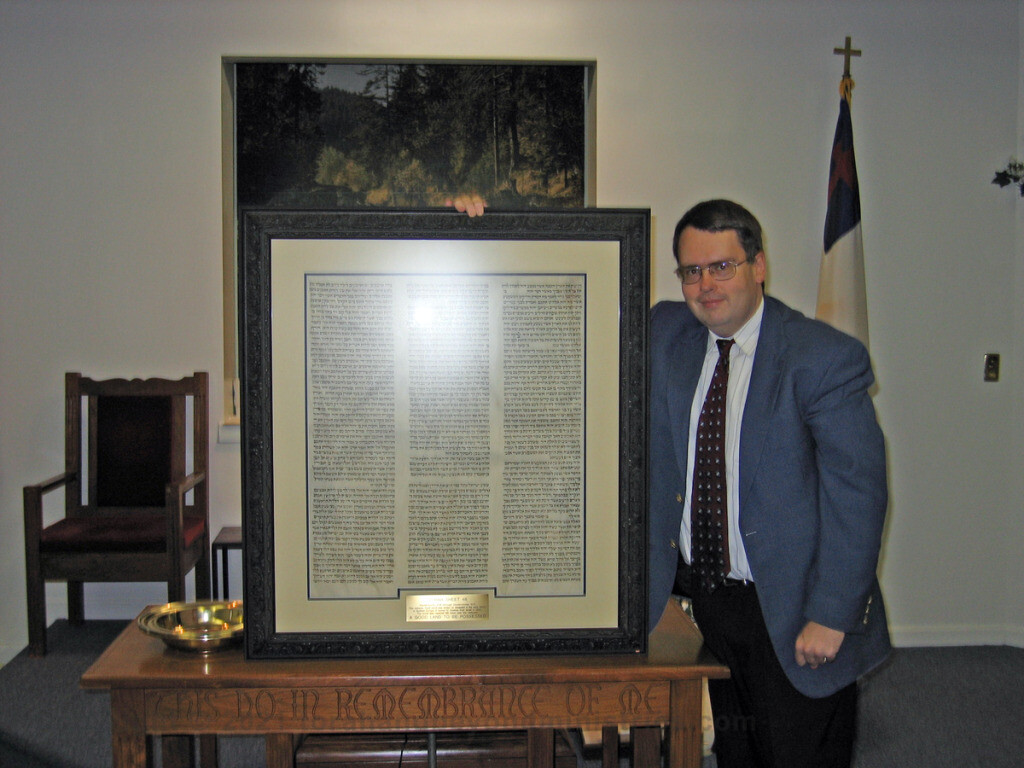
211, 526, 242, 600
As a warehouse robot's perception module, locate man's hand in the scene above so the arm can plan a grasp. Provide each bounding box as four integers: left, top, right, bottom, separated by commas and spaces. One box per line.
795, 621, 845, 669
445, 193, 487, 217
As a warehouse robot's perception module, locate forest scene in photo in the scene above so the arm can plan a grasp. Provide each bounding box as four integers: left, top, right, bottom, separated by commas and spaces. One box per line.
235, 62, 587, 210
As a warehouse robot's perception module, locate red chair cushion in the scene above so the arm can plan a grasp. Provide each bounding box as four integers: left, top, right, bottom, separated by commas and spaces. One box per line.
39, 514, 206, 553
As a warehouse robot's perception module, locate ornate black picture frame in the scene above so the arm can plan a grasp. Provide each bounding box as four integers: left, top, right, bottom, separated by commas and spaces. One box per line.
239, 208, 649, 658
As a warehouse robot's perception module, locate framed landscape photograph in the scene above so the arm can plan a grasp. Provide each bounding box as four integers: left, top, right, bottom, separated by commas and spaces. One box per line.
239, 208, 648, 658
234, 61, 590, 210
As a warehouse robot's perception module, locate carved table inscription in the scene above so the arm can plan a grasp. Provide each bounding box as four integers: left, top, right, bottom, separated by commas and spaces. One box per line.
146, 681, 669, 732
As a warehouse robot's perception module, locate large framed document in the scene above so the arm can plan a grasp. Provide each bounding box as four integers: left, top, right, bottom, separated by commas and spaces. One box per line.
239, 208, 649, 658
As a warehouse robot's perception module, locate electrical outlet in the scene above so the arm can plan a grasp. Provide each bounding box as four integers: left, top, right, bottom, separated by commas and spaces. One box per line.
984, 353, 1000, 382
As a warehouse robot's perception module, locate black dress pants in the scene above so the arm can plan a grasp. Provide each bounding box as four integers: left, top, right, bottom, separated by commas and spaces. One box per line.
690, 581, 857, 768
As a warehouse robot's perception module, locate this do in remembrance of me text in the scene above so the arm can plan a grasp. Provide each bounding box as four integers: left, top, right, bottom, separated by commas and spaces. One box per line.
306, 273, 585, 600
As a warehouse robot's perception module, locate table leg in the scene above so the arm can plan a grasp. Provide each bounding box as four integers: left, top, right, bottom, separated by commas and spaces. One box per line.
632, 726, 662, 768
221, 550, 230, 600
668, 679, 704, 768
600, 725, 619, 768
199, 735, 219, 768
212, 548, 220, 599
110, 689, 150, 768
266, 733, 298, 768
161, 736, 194, 768
526, 728, 554, 768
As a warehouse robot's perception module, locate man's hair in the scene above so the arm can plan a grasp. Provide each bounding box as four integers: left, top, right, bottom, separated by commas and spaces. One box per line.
672, 199, 764, 262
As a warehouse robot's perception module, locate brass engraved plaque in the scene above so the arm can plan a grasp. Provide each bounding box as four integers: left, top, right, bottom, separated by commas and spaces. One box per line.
406, 593, 489, 623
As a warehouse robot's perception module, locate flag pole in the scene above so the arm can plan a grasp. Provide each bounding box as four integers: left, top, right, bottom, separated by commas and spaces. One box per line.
816, 36, 870, 348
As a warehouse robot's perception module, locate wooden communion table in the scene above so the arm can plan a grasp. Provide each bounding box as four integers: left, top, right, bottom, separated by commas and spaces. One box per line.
81, 600, 726, 768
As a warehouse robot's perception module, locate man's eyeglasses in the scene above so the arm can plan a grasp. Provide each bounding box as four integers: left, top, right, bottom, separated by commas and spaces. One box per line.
675, 259, 751, 285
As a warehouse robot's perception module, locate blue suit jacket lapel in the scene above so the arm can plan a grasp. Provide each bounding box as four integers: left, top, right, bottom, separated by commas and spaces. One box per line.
739, 296, 784, 505
666, 324, 707, 481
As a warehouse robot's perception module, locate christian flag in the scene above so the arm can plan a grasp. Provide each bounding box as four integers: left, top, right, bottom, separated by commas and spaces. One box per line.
816, 85, 869, 347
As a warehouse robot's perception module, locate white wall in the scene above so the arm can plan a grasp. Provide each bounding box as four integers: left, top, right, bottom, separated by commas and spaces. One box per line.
1, 0, 1022, 660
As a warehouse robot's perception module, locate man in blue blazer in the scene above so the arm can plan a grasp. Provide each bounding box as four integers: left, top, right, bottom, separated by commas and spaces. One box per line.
649, 199, 890, 767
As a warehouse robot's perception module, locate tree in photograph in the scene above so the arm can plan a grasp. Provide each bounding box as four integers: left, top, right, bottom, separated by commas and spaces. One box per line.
236, 63, 325, 206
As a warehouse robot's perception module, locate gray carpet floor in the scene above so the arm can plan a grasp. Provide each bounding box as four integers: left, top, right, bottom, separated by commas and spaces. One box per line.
1, 620, 1022, 767
854, 645, 1024, 767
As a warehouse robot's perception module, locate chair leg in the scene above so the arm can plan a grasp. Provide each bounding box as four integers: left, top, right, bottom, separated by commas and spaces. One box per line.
67, 581, 85, 624
24, 486, 48, 655
26, 567, 47, 656
169, 574, 186, 604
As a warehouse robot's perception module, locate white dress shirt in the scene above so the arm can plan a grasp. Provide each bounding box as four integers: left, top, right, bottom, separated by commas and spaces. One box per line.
680, 298, 764, 582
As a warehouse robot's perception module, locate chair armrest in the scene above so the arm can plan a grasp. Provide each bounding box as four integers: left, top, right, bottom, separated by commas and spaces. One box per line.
25, 471, 76, 497
164, 471, 208, 552
23, 471, 77, 540
166, 470, 207, 501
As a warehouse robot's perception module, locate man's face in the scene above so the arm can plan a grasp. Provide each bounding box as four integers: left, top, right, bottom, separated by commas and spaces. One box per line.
676, 226, 766, 338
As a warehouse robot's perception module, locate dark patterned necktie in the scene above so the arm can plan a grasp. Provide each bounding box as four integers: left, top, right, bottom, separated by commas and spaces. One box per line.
691, 338, 734, 594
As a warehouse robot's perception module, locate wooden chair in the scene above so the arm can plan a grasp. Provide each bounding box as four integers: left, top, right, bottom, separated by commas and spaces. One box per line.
23, 372, 212, 656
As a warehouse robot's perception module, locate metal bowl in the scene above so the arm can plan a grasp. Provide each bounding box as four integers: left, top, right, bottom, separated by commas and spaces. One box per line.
137, 600, 243, 654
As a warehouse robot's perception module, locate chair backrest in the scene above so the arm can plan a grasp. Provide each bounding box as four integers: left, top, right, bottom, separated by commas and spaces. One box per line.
65, 372, 208, 516
95, 395, 173, 507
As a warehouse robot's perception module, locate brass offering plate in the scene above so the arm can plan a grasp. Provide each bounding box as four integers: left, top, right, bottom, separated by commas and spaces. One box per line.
137, 600, 243, 654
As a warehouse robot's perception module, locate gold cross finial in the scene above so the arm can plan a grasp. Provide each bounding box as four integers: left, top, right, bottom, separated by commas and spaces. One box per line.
834, 36, 861, 78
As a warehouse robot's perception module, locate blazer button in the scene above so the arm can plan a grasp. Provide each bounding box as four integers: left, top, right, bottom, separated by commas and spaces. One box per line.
676, 493, 683, 503
670, 539, 678, 550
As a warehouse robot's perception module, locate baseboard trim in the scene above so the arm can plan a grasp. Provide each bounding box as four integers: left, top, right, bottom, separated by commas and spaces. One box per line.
891, 624, 1024, 648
